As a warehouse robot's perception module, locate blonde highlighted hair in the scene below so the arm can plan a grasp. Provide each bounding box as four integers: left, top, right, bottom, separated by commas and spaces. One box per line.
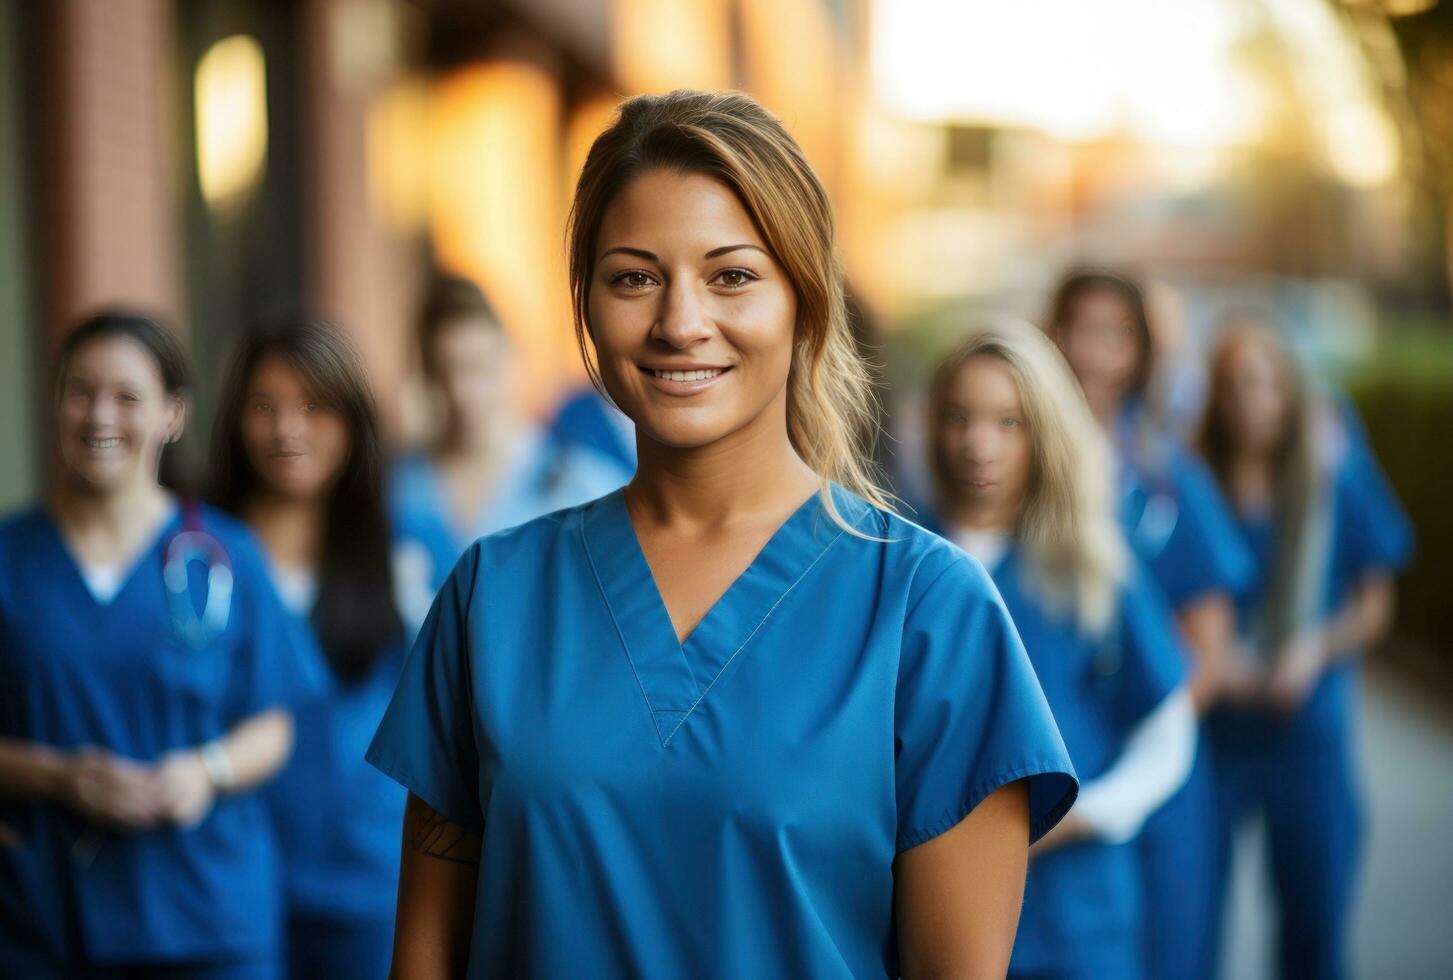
566, 90, 890, 531
928, 318, 1127, 633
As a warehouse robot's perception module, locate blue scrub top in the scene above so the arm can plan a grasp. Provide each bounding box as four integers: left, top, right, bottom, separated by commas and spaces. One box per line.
389, 429, 631, 632
367, 487, 1077, 978
0, 504, 326, 964
266, 636, 408, 924
985, 549, 1186, 974
1114, 404, 1255, 610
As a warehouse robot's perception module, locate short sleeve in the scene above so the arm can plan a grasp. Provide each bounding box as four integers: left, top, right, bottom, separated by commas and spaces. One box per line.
227, 530, 330, 719
1332, 454, 1414, 579
1110, 564, 1190, 729
894, 556, 1078, 852
1132, 449, 1254, 608
366, 545, 485, 834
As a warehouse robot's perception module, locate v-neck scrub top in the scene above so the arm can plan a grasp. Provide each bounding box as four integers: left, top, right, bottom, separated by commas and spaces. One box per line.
0, 504, 326, 966
367, 487, 1077, 978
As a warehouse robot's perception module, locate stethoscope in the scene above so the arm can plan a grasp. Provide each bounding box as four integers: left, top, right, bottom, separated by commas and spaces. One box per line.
71, 500, 233, 868
163, 500, 233, 649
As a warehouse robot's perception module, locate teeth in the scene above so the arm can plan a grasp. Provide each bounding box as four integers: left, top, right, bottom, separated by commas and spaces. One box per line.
651, 368, 724, 382
85, 437, 121, 450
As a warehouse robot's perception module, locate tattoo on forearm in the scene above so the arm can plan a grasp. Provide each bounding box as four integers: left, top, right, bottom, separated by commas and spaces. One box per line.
404, 796, 482, 866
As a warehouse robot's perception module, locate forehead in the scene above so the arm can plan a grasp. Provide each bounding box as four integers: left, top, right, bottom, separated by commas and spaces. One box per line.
1067, 288, 1134, 322
64, 335, 164, 386
247, 353, 313, 394
596, 169, 764, 253
945, 354, 1022, 406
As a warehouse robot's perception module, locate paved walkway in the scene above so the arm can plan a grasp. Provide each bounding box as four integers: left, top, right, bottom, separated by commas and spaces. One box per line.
1220, 660, 1453, 979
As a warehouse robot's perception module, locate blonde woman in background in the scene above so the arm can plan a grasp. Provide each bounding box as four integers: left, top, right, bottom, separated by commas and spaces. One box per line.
927, 319, 1195, 980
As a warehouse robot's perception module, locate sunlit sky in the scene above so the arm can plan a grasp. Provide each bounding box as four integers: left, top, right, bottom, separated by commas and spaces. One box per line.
870, 0, 1400, 185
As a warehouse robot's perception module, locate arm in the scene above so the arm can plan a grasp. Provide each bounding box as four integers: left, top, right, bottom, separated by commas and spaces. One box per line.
152, 708, 295, 827
390, 792, 481, 980
1266, 574, 1396, 712
1174, 594, 1234, 713
894, 781, 1030, 980
0, 737, 162, 828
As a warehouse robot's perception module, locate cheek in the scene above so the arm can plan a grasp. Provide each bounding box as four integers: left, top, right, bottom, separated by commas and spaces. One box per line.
318, 420, 351, 470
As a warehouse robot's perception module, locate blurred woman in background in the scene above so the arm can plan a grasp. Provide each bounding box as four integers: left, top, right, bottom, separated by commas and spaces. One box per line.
929, 319, 1194, 979
0, 311, 322, 978
1048, 268, 1251, 979
389, 276, 630, 632
1198, 323, 1412, 980
211, 318, 408, 980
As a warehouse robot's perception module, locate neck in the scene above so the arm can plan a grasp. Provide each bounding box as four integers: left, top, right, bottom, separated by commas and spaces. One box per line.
945, 496, 1018, 535
627, 404, 817, 531
244, 493, 324, 569
54, 477, 170, 537
439, 407, 522, 460
1082, 386, 1123, 429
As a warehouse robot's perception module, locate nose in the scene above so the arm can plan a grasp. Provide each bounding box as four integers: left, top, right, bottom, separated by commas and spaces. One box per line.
651, 279, 714, 350
86, 396, 118, 427
275, 406, 306, 441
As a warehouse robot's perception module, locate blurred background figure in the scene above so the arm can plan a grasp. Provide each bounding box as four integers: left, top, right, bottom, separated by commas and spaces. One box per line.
0, 312, 322, 978
1046, 268, 1251, 980
927, 320, 1196, 979
389, 276, 629, 633
1197, 322, 1412, 980
210, 318, 407, 980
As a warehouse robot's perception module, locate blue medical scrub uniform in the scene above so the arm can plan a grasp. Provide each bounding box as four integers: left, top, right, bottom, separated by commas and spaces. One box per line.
264, 608, 408, 979
547, 386, 638, 472
1113, 404, 1254, 980
983, 550, 1186, 980
1207, 459, 1412, 980
366, 487, 1078, 978
388, 428, 630, 633
0, 504, 326, 979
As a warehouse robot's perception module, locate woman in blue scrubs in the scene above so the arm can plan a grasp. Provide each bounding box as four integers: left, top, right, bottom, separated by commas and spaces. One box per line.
1197, 324, 1411, 980
927, 319, 1196, 979
389, 276, 630, 633
1047, 269, 1251, 979
367, 91, 1078, 978
0, 312, 323, 978
210, 319, 408, 980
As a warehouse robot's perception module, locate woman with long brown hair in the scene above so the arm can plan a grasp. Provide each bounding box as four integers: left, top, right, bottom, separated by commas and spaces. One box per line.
211, 318, 408, 979
366, 91, 1077, 978
1198, 323, 1410, 979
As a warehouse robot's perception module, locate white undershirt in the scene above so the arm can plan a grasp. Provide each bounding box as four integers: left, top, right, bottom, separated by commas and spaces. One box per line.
1074, 686, 1197, 843
949, 527, 1012, 573
79, 563, 127, 604
269, 563, 318, 616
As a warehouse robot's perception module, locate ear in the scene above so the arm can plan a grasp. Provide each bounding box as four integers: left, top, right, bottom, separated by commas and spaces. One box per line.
166, 394, 190, 444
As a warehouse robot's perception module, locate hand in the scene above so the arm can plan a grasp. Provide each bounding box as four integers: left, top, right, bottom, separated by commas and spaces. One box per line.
1263, 633, 1325, 715
152, 749, 217, 828
62, 748, 164, 829
1028, 812, 1088, 860
1217, 645, 1266, 707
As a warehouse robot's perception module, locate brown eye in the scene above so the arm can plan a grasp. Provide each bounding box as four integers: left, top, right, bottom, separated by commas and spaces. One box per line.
713, 268, 757, 289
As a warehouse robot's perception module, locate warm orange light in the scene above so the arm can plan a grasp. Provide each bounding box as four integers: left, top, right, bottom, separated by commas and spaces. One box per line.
428, 60, 569, 412
195, 35, 268, 213
367, 74, 431, 234
612, 0, 732, 94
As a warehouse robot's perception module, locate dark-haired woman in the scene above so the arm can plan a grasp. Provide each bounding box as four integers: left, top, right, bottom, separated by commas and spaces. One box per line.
1198, 324, 1411, 979
0, 312, 324, 978
368, 91, 1076, 978
211, 319, 408, 980
1047, 269, 1253, 980
390, 276, 630, 632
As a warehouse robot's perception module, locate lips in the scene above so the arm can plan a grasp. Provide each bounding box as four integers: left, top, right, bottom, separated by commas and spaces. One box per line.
82, 436, 122, 451
639, 364, 732, 396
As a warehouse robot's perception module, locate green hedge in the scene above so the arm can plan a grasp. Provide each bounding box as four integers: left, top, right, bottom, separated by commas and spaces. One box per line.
1345, 324, 1453, 654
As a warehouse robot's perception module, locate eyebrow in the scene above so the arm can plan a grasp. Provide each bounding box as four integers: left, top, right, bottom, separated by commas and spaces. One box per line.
597, 243, 767, 265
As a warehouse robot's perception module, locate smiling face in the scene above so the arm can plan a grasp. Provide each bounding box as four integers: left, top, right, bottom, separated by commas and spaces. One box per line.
587, 169, 798, 451
57, 335, 184, 493
936, 354, 1034, 521
240, 354, 351, 502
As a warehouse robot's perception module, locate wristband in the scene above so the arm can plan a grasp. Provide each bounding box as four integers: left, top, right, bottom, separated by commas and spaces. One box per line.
199, 739, 235, 791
